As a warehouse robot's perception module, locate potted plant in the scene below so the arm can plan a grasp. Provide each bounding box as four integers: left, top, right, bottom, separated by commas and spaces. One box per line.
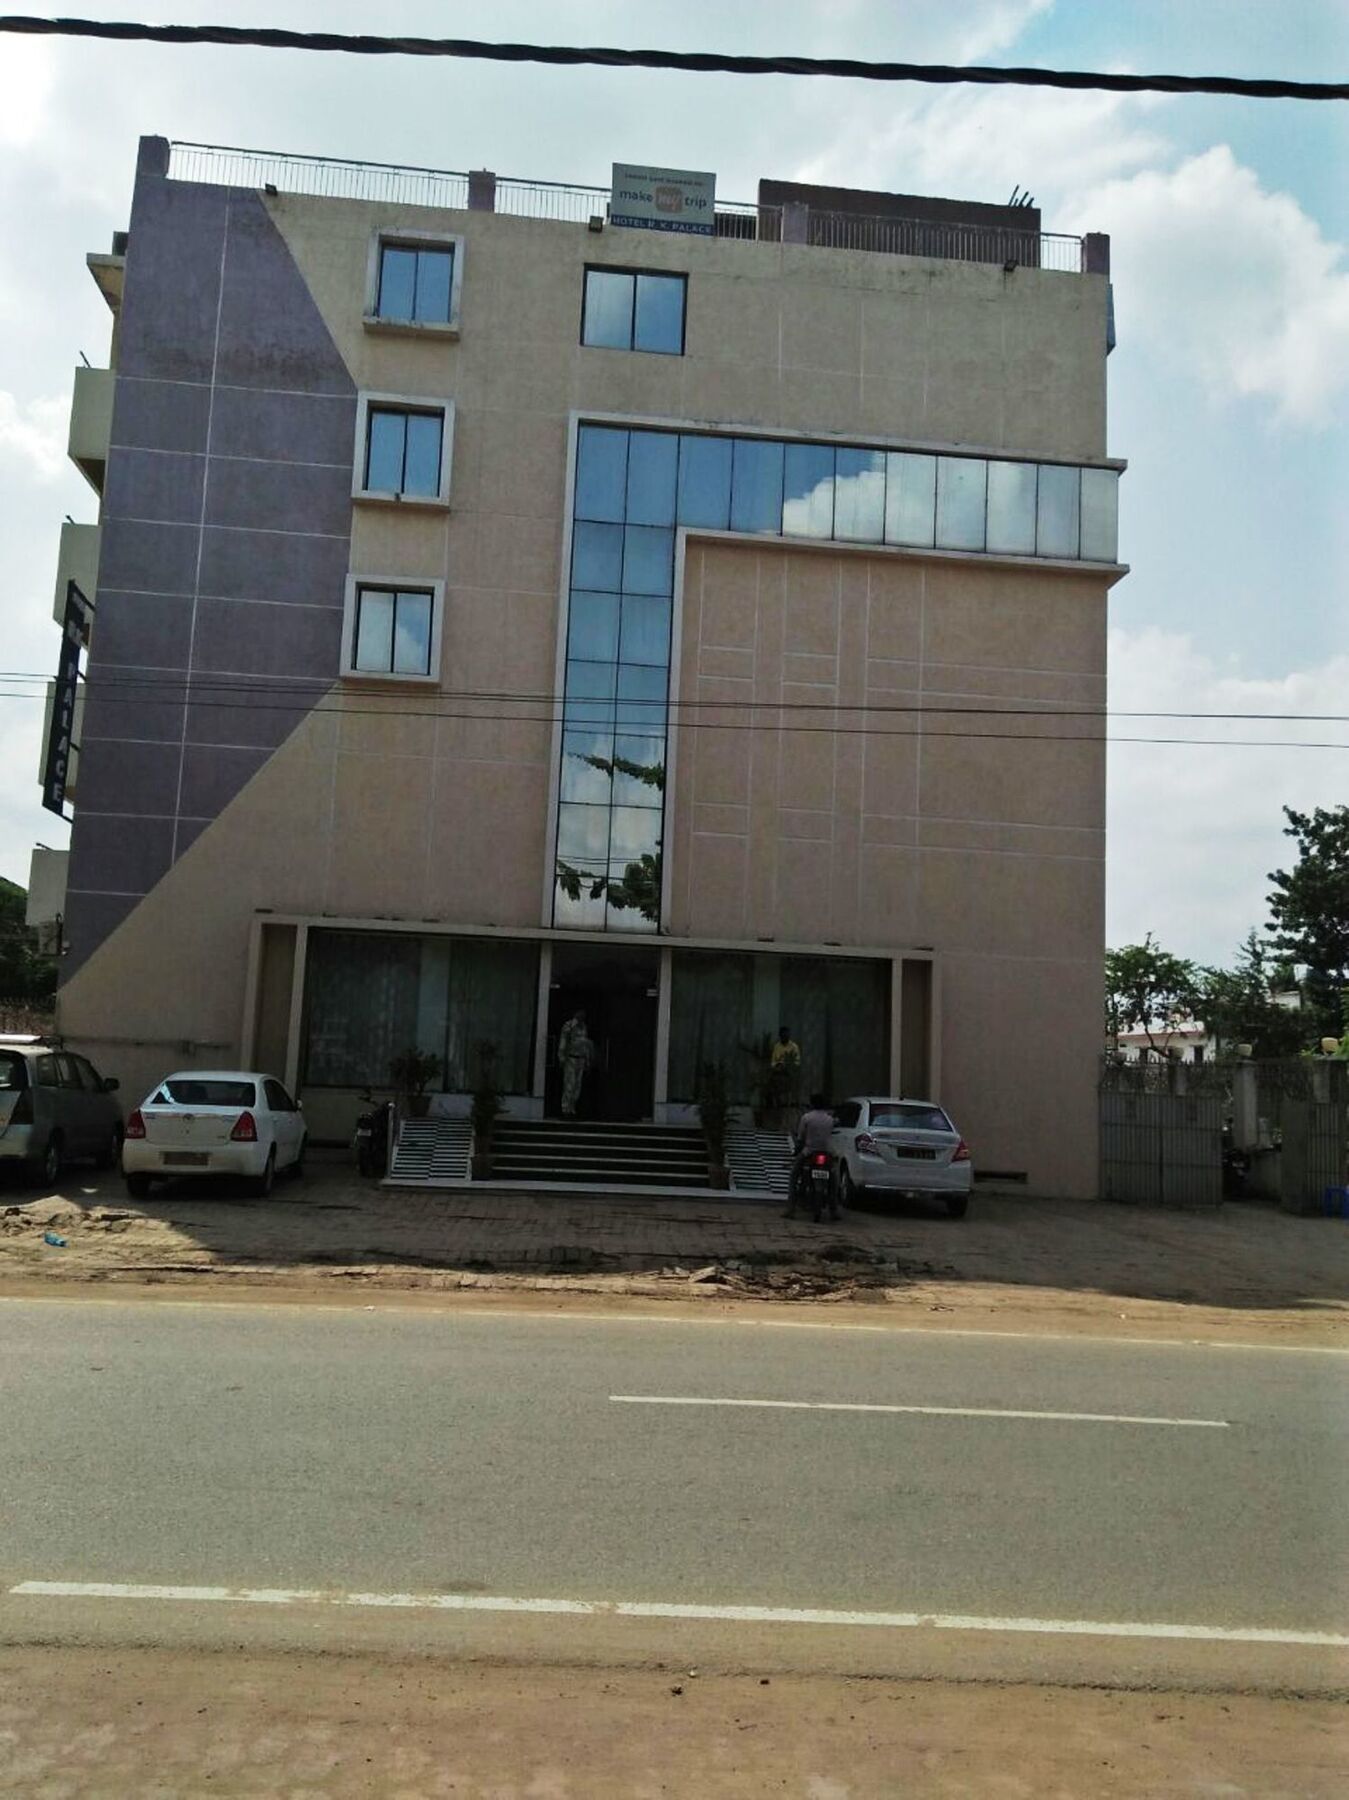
696, 1060, 731, 1190
470, 1040, 503, 1180
389, 1047, 442, 1120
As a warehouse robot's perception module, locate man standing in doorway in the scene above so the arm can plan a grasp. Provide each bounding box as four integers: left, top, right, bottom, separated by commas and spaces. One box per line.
558, 1010, 595, 1117
769, 1024, 801, 1123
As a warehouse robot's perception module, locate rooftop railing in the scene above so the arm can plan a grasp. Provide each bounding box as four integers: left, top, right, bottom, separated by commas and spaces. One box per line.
167, 142, 1086, 273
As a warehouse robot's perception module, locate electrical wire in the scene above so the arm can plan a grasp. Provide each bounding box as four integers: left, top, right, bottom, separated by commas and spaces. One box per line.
0, 668, 1346, 726
0, 18, 1343, 100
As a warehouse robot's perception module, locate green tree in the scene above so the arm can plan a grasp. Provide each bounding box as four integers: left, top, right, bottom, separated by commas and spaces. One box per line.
1199, 930, 1305, 1060
1104, 934, 1202, 1057
1266, 805, 1349, 1039
0, 879, 57, 1003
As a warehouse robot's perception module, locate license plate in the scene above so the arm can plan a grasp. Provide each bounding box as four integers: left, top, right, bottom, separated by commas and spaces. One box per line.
162, 1151, 209, 1167
810, 1168, 830, 1182
891, 1146, 937, 1160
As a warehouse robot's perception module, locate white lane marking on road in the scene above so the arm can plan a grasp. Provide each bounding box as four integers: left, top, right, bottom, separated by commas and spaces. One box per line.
609, 1395, 1231, 1427
9, 1581, 1346, 1648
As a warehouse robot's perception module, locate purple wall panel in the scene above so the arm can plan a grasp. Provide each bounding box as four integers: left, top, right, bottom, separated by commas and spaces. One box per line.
64, 172, 357, 979
103, 448, 205, 526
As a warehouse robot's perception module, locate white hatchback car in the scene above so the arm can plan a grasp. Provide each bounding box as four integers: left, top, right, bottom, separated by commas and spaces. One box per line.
122, 1070, 306, 1198
830, 1096, 973, 1218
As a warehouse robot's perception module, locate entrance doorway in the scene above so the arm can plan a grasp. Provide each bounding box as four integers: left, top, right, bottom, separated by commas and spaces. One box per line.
546, 944, 660, 1121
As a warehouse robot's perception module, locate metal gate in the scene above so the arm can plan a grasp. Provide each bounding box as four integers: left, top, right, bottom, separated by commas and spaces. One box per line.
1099, 1063, 1223, 1208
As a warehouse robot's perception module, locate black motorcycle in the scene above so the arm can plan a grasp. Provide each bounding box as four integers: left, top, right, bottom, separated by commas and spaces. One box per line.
794, 1149, 841, 1222
354, 1092, 394, 1178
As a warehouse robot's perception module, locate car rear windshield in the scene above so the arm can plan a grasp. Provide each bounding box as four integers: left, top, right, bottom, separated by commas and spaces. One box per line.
0, 1052, 28, 1091
158, 1079, 257, 1107
870, 1103, 953, 1133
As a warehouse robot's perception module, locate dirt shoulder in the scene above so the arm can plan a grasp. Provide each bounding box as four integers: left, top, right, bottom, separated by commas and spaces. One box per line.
2, 1160, 1345, 1347
1, 1644, 1344, 1798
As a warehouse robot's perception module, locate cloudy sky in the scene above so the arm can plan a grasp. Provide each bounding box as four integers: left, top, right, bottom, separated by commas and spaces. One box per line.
1, 0, 1345, 963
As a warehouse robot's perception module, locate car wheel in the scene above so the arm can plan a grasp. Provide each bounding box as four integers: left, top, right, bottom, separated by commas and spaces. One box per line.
945, 1194, 970, 1220
251, 1150, 276, 1199
95, 1125, 124, 1172
125, 1172, 153, 1200
27, 1133, 62, 1190
838, 1163, 862, 1208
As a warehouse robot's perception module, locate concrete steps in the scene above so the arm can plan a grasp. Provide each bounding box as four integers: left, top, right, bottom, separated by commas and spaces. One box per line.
488, 1119, 709, 1187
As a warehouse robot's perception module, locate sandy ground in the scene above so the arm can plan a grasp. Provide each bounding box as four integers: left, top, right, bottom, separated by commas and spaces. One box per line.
1, 1157, 1345, 1343
1, 1645, 1344, 1798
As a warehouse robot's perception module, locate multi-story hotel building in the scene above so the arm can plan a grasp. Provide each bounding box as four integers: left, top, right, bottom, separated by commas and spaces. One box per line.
41, 136, 1124, 1194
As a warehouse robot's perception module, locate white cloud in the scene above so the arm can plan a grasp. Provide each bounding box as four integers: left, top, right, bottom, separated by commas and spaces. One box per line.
1067, 146, 1349, 426
1108, 625, 1349, 962
0, 38, 56, 147
0, 391, 71, 482
794, 83, 1168, 207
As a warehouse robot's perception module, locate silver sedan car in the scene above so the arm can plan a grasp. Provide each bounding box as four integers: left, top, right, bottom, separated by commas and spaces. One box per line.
830, 1096, 973, 1217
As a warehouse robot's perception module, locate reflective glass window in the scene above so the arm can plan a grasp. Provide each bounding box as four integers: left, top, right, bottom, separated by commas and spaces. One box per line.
623, 525, 675, 596
353, 587, 393, 671
612, 735, 665, 806
554, 876, 607, 930
392, 590, 433, 675
375, 246, 416, 321
633, 274, 687, 354
1079, 467, 1119, 562
985, 460, 1038, 555
834, 447, 885, 542
730, 438, 784, 533
936, 457, 986, 551
364, 410, 405, 493
617, 662, 667, 733
556, 802, 611, 864
677, 434, 733, 529
582, 269, 634, 348
403, 414, 443, 496
563, 659, 617, 727
619, 594, 670, 666
575, 426, 628, 522
353, 586, 433, 677
782, 442, 836, 539
560, 729, 615, 804
567, 590, 620, 663
377, 242, 454, 324
610, 805, 662, 864
884, 451, 936, 547
1036, 463, 1080, 558
625, 430, 678, 526
571, 520, 624, 591
365, 407, 443, 497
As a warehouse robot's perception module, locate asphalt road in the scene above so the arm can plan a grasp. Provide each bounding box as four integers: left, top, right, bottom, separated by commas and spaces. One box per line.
2, 1297, 1346, 1691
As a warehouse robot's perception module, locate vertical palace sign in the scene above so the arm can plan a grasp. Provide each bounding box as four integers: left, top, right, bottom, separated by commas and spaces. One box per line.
610, 164, 716, 235
42, 580, 92, 817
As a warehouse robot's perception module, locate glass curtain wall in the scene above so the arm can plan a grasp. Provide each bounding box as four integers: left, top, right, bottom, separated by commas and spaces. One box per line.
667, 949, 890, 1103
557, 425, 1119, 933
303, 931, 538, 1093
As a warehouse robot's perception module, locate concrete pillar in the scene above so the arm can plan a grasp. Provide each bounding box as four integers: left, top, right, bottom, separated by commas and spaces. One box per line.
468, 169, 497, 212
137, 135, 170, 178
782, 201, 810, 245
1231, 1063, 1259, 1150
1084, 232, 1111, 275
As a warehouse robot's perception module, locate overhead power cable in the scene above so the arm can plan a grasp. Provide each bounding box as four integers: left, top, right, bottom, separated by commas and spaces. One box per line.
0, 18, 1344, 101
0, 684, 1344, 751
0, 668, 1346, 725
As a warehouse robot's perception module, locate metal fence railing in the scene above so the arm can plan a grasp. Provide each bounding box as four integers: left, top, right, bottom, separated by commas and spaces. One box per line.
167, 143, 1085, 272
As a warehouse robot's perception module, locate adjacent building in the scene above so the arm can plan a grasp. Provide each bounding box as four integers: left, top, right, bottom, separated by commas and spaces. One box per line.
38, 136, 1125, 1194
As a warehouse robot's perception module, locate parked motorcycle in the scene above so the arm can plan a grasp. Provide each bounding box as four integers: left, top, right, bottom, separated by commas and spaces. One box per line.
794, 1149, 841, 1222
354, 1092, 394, 1178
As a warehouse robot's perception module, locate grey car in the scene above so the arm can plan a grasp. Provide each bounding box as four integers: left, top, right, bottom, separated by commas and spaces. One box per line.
0, 1037, 123, 1186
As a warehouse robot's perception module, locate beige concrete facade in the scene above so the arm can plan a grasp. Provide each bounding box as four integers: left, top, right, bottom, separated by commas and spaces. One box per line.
54, 151, 1122, 1195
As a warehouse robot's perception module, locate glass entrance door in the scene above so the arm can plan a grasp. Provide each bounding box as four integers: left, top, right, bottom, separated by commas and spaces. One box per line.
546, 944, 660, 1121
